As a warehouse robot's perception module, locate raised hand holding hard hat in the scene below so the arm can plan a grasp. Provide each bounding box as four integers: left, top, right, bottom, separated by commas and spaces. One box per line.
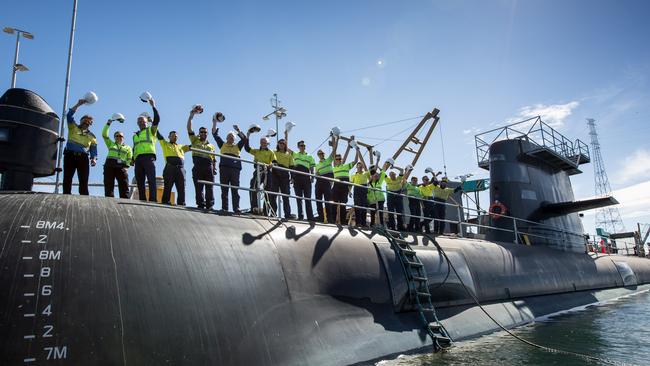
266, 129, 277, 138
285, 121, 296, 133
424, 167, 434, 174
192, 104, 204, 114
83, 91, 98, 104
139, 91, 152, 103
248, 124, 261, 134
331, 126, 341, 137
110, 113, 125, 123
213, 112, 225, 123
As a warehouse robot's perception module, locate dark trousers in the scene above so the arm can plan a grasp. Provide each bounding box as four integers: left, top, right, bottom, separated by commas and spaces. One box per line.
162, 163, 186, 205
193, 159, 214, 209
353, 186, 368, 226
269, 170, 291, 217
332, 178, 350, 224
433, 198, 446, 234
63, 151, 89, 195
386, 192, 404, 230
103, 164, 129, 198
369, 200, 385, 226
315, 175, 335, 223
249, 166, 270, 212
219, 166, 241, 211
422, 198, 434, 233
135, 154, 157, 202
408, 198, 422, 231
293, 173, 314, 221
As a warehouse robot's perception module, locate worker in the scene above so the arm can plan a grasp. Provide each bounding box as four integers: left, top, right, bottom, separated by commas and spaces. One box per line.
63, 98, 98, 195
212, 119, 246, 213
332, 143, 360, 224
292, 140, 315, 221
156, 130, 190, 205
269, 132, 294, 218
432, 176, 462, 234
350, 160, 370, 227
385, 168, 407, 231
133, 97, 160, 202
102, 118, 132, 198
314, 134, 337, 223
187, 105, 217, 210
243, 126, 277, 214
405, 176, 422, 231
367, 161, 392, 227
419, 175, 435, 233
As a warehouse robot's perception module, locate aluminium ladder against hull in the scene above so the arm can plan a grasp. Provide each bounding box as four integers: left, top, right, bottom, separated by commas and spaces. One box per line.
379, 227, 453, 352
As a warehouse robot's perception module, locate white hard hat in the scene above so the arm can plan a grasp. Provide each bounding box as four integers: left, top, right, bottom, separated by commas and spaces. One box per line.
331, 126, 341, 137
192, 104, 204, 114
213, 112, 225, 123
424, 167, 434, 174
386, 158, 395, 166
372, 150, 382, 158
405, 164, 414, 171
83, 91, 98, 104
349, 140, 357, 149
285, 121, 296, 133
139, 91, 152, 103
266, 129, 277, 138
110, 113, 125, 123
248, 124, 261, 133
261, 137, 269, 144
227, 131, 236, 138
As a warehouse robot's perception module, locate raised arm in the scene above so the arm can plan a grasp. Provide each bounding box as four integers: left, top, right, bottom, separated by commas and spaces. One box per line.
330, 134, 338, 159
358, 150, 368, 171
351, 147, 359, 165
102, 121, 112, 146
186, 109, 195, 136
211, 119, 224, 148
150, 98, 159, 135
66, 99, 86, 126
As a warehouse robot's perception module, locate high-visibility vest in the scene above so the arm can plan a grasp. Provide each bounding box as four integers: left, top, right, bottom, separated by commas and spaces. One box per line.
102, 125, 132, 165
158, 138, 189, 159
433, 186, 454, 200
275, 150, 294, 167
316, 157, 333, 175
133, 127, 156, 158
351, 171, 369, 185
367, 171, 386, 203
406, 183, 422, 197
293, 152, 315, 170
333, 162, 354, 179
189, 134, 215, 161
419, 184, 434, 198
248, 148, 276, 164
385, 176, 404, 191
220, 143, 241, 157
68, 123, 97, 151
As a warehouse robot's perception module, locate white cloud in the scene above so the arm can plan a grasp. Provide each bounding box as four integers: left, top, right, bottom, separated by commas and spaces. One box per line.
462, 127, 481, 135
614, 149, 650, 185
508, 101, 580, 128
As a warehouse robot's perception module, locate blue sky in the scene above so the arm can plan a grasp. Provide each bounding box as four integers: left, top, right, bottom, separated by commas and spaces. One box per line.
2, 0, 649, 236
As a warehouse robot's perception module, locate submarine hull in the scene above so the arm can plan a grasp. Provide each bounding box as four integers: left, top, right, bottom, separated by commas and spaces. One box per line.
1, 193, 649, 365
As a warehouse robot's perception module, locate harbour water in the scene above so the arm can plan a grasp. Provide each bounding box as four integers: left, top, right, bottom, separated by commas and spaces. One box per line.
377, 290, 650, 366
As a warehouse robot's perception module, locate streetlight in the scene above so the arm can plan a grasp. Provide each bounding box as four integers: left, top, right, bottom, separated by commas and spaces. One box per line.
261, 93, 287, 144
3, 27, 34, 88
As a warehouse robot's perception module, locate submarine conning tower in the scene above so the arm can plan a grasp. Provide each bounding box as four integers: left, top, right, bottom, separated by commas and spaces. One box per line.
0, 88, 60, 191
474, 116, 613, 252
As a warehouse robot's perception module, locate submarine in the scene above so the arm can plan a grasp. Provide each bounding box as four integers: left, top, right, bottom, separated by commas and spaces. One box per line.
1, 88, 649, 365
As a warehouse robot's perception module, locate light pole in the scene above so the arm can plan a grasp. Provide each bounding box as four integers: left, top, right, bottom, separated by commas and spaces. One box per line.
262, 93, 287, 144
3, 27, 34, 88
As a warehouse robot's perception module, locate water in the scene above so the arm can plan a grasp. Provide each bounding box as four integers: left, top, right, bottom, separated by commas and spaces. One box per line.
377, 290, 650, 366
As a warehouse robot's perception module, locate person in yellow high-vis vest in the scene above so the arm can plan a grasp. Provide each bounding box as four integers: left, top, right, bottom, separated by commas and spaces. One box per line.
332, 143, 359, 224
187, 106, 217, 210
212, 121, 246, 213
63, 98, 98, 195
431, 176, 462, 235
133, 97, 160, 202
243, 129, 277, 214
156, 129, 190, 206
102, 119, 132, 198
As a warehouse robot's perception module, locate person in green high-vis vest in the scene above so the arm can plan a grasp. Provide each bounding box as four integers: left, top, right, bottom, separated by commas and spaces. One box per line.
314, 134, 337, 223
133, 97, 160, 202
102, 119, 132, 198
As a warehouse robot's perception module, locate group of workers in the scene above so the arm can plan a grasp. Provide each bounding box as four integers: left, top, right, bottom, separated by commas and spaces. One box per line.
62, 99, 461, 233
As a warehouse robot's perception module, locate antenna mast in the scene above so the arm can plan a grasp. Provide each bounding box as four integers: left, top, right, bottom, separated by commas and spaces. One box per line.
587, 118, 625, 233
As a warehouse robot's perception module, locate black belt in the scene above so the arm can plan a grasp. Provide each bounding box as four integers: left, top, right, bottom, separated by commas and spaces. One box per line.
64, 150, 88, 156
166, 157, 184, 167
